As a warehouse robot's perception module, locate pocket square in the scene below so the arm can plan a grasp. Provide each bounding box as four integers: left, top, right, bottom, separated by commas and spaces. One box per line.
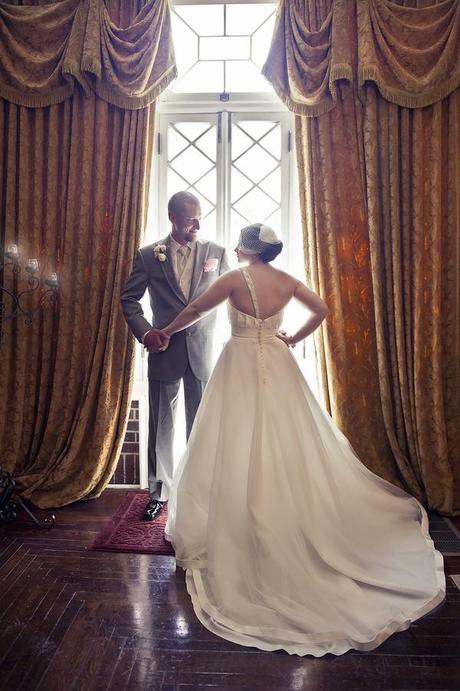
203, 258, 218, 272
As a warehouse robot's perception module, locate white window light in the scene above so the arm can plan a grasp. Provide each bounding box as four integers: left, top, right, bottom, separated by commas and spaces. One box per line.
167, 2, 277, 96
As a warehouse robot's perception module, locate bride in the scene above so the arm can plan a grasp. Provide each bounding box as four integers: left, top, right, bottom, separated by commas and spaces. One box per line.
158, 222, 445, 657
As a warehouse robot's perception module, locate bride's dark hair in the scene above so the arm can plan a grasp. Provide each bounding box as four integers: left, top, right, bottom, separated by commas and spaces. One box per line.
259, 242, 283, 263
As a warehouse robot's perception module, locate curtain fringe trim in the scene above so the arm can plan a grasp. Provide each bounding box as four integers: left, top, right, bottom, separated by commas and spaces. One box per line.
0, 82, 75, 108
359, 66, 460, 109
0, 65, 177, 110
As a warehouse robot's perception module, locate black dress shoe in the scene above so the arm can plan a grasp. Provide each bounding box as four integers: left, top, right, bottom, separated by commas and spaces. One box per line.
143, 499, 165, 521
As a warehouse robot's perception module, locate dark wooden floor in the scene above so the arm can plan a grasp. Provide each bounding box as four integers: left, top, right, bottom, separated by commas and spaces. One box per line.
1, 490, 460, 691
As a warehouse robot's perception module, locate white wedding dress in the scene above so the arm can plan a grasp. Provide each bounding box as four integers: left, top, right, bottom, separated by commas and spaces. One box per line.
165, 269, 445, 656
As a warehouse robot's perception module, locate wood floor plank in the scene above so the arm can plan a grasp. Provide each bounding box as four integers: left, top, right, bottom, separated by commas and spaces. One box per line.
0, 489, 457, 691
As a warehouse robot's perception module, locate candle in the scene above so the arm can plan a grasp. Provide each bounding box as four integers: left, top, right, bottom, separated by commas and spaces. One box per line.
25, 258, 39, 274
5, 244, 19, 260
45, 273, 58, 288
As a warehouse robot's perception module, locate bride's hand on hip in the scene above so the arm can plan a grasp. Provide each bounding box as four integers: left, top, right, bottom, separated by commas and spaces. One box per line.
276, 331, 296, 348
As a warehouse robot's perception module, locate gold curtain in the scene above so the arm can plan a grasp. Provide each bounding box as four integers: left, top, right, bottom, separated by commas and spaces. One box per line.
265, 0, 460, 515
0, 0, 176, 108
0, 0, 175, 508
262, 0, 353, 116
363, 85, 460, 514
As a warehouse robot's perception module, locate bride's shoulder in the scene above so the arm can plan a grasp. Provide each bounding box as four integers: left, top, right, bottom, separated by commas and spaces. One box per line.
226, 268, 244, 280
218, 268, 244, 286
271, 266, 299, 287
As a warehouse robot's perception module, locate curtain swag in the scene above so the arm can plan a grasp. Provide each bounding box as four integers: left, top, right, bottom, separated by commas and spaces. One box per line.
262, 0, 354, 117
263, 0, 460, 116
0, 0, 177, 109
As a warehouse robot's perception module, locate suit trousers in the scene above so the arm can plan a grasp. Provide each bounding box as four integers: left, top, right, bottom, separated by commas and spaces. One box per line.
148, 365, 206, 501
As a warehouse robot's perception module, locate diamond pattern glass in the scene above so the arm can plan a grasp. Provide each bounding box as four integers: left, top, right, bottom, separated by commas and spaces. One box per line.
234, 146, 278, 184
230, 119, 282, 247
167, 122, 218, 240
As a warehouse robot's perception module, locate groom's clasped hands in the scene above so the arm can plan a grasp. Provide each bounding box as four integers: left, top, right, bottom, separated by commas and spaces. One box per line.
144, 328, 170, 353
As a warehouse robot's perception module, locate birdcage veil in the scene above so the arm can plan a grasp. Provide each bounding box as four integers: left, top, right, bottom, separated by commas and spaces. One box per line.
237, 223, 281, 255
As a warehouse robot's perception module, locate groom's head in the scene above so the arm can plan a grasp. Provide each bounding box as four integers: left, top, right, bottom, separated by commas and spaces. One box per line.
168, 191, 202, 244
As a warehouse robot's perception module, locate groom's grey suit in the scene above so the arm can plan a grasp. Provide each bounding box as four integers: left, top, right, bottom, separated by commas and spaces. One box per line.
121, 235, 230, 500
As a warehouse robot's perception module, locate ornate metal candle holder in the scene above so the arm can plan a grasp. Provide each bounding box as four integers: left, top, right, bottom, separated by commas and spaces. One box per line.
0, 244, 58, 339
0, 244, 58, 528
0, 468, 55, 528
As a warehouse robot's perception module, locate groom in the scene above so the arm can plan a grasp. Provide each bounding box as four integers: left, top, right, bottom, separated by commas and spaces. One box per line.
121, 191, 230, 520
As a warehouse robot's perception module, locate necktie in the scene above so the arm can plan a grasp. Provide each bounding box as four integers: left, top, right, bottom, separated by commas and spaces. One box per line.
176, 245, 190, 280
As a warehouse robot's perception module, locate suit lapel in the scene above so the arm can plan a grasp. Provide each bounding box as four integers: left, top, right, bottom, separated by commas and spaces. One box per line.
189, 240, 210, 301
158, 236, 187, 306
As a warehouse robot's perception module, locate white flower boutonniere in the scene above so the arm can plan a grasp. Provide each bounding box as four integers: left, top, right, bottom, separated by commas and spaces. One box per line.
154, 244, 167, 262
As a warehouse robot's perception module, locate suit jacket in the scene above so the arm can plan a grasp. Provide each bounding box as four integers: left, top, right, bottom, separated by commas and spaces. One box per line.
121, 235, 230, 382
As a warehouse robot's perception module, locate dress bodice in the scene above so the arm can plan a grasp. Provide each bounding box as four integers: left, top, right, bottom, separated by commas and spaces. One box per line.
228, 269, 283, 340
228, 303, 283, 340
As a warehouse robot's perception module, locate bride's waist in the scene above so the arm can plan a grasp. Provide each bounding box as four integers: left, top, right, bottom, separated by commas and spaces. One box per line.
230, 330, 278, 341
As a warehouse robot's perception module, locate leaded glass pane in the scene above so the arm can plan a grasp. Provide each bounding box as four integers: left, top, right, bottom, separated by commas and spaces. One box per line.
170, 13, 198, 76
174, 5, 224, 36
231, 126, 253, 159
231, 168, 253, 203
230, 118, 282, 245
168, 128, 189, 160
237, 121, 274, 141
168, 168, 189, 197
166, 122, 218, 242
194, 169, 217, 204
234, 187, 278, 221
259, 168, 281, 201
174, 122, 211, 142
200, 37, 250, 61
225, 60, 271, 93
226, 3, 275, 35
234, 146, 278, 183
188, 191, 214, 217
231, 209, 250, 244
194, 128, 217, 160
201, 210, 217, 241
259, 125, 281, 158
170, 2, 276, 94
173, 61, 224, 94
171, 146, 214, 183
251, 14, 277, 67
264, 208, 282, 234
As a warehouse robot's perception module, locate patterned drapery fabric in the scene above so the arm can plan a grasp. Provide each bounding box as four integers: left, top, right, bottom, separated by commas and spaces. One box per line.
264, 0, 460, 116
358, 0, 460, 108
264, 0, 460, 515
0, 0, 174, 508
262, 0, 353, 116
0, 0, 177, 108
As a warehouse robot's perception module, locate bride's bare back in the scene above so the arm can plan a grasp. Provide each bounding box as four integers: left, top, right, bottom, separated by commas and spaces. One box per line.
163, 261, 329, 347
228, 265, 309, 320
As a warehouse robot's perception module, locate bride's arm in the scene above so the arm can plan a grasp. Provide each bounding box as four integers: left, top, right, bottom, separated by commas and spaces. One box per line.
278, 282, 329, 346
163, 271, 237, 337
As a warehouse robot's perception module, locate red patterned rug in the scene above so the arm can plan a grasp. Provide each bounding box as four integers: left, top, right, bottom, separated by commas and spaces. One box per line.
91, 491, 175, 555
